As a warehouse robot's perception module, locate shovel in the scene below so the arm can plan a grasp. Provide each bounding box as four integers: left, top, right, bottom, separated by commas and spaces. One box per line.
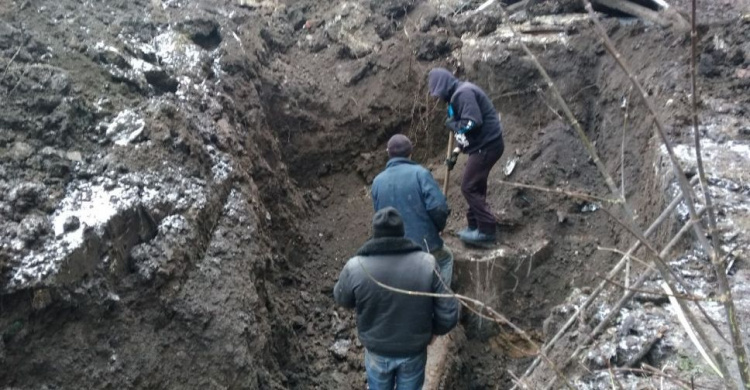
442, 133, 454, 195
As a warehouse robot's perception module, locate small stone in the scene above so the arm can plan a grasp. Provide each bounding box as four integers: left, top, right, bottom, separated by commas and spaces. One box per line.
334, 59, 373, 86
63, 216, 80, 232
300, 291, 312, 302
106, 110, 145, 146
529, 238, 552, 265
17, 214, 50, 244
66, 151, 83, 162
735, 68, 750, 79
32, 289, 53, 310
103, 178, 117, 191
175, 18, 222, 50
144, 69, 179, 93
504, 157, 518, 177
8, 182, 46, 213
329, 339, 351, 360
9, 142, 34, 162
334, 318, 349, 336
292, 316, 305, 329
580, 202, 600, 213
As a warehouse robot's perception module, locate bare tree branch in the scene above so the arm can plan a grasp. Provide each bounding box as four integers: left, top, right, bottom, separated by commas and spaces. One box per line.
1, 45, 22, 84
620, 90, 632, 293
496, 180, 620, 204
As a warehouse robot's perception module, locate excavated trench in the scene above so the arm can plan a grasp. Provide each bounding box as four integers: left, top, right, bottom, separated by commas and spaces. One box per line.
2, 0, 749, 389
262, 13, 677, 388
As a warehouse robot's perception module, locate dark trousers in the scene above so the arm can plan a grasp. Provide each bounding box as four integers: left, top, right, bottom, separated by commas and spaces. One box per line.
461, 138, 504, 234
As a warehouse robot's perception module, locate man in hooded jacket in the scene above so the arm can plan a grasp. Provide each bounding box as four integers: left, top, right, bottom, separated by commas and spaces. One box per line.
334, 207, 459, 390
428, 67, 505, 245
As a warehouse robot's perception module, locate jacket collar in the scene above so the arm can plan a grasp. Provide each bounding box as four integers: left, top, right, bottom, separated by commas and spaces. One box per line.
386, 157, 416, 168
356, 237, 423, 257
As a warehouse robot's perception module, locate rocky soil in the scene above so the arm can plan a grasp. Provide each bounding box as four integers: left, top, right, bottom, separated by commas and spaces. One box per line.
1, 0, 749, 389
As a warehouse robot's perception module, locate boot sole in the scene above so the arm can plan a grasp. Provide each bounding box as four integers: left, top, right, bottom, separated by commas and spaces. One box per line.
460, 240, 498, 249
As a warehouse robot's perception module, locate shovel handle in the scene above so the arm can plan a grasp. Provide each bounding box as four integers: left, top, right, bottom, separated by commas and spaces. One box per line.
442, 133, 454, 195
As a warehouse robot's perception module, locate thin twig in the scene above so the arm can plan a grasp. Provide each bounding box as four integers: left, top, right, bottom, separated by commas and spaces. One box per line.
495, 87, 539, 100
597, 246, 655, 271
1, 45, 22, 84
621, 90, 631, 293
608, 361, 625, 390
536, 87, 564, 121
496, 180, 620, 204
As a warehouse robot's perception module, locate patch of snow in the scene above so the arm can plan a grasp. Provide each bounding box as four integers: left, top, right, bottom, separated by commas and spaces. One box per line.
105, 110, 146, 146
6, 169, 209, 292
207, 145, 233, 182
128, 57, 156, 73
94, 40, 120, 54
153, 30, 204, 72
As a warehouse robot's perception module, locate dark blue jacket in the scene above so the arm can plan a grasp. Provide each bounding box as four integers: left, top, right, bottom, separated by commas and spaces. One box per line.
371, 158, 449, 252
428, 68, 503, 154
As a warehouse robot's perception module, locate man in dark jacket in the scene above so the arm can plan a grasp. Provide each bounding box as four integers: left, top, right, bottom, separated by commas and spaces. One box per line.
371, 134, 453, 286
334, 207, 459, 390
428, 67, 505, 245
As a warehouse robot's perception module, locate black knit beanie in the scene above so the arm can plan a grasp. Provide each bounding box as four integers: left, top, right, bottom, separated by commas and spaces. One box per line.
372, 207, 405, 238
387, 134, 413, 158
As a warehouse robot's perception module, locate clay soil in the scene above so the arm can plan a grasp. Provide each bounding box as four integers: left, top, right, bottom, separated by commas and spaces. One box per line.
1, 0, 749, 389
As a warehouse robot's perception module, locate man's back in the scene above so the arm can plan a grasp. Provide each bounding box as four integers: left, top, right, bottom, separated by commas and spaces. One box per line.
372, 158, 447, 252
333, 207, 459, 389
335, 242, 458, 357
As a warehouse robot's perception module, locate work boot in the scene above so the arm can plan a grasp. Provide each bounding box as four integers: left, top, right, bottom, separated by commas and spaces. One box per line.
457, 226, 477, 237
459, 229, 496, 245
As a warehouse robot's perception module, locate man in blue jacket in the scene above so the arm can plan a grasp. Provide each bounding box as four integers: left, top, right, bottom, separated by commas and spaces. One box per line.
428, 67, 505, 245
371, 134, 453, 287
334, 207, 459, 390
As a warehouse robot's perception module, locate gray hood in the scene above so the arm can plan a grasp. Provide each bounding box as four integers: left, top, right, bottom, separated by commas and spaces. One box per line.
428, 68, 458, 102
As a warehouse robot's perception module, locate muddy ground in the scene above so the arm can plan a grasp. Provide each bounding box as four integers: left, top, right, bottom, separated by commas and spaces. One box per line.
1, 0, 749, 389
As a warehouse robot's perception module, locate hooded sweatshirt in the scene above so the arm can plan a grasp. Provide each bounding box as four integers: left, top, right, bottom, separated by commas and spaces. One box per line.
428, 68, 503, 154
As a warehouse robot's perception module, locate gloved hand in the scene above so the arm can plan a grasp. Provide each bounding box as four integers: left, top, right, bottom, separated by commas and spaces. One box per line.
445, 148, 460, 171
445, 118, 459, 132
